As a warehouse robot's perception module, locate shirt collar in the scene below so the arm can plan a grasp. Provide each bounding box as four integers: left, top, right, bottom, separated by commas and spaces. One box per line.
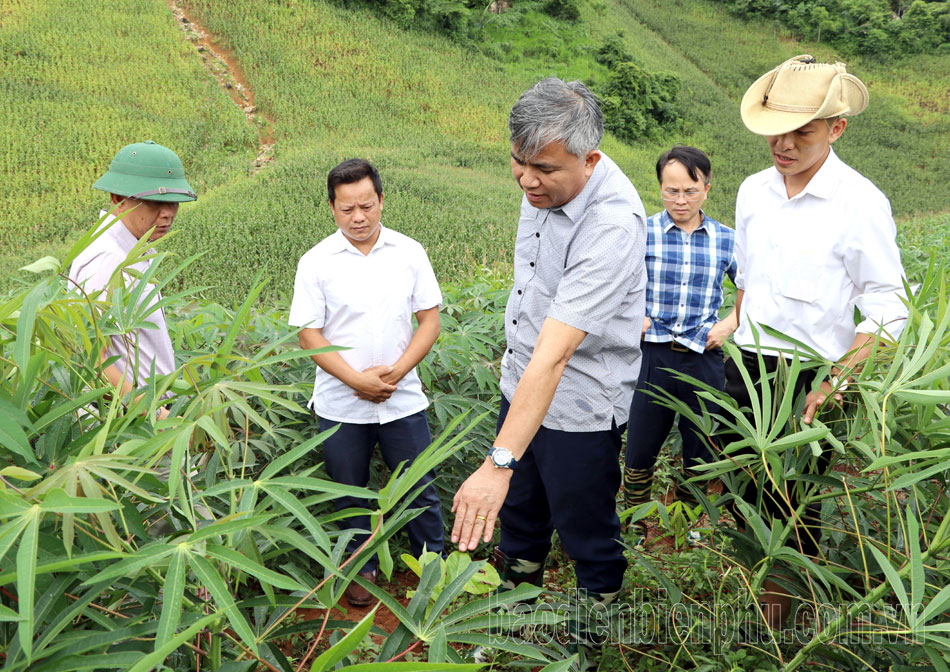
98, 210, 142, 254
555, 158, 606, 224
659, 208, 709, 234
768, 147, 842, 201
328, 223, 393, 255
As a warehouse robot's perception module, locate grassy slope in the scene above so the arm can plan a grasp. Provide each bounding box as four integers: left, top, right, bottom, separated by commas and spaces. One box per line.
613, 0, 950, 218
0, 0, 257, 283
1, 0, 947, 304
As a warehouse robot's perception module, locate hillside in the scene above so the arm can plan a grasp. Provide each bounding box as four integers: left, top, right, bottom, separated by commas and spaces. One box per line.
1, 0, 947, 304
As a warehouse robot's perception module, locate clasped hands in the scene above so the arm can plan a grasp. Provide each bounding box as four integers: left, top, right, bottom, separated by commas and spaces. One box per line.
351, 364, 402, 402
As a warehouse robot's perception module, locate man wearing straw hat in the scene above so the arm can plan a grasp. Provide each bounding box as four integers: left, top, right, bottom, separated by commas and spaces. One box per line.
728, 55, 907, 626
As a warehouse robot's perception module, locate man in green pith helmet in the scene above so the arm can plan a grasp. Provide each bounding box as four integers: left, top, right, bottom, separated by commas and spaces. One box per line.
69, 140, 197, 420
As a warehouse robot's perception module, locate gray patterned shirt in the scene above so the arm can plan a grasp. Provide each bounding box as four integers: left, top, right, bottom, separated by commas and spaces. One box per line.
500, 153, 647, 432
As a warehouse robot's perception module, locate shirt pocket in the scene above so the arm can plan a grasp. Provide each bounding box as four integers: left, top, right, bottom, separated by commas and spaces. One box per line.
772, 257, 839, 307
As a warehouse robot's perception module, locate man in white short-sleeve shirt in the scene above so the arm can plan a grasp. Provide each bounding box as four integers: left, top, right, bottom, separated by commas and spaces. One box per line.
727, 54, 907, 627
289, 158, 444, 607
69, 141, 197, 420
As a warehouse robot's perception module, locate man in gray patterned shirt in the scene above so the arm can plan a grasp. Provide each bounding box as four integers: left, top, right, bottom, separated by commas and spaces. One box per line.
451, 78, 647, 627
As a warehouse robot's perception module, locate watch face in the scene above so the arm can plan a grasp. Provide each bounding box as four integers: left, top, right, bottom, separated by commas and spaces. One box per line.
492, 447, 513, 467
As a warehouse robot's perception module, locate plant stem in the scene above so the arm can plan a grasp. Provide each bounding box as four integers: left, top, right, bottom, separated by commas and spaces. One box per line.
784, 506, 950, 671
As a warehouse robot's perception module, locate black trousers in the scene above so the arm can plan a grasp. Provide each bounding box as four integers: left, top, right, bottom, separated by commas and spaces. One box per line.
318, 409, 445, 572
626, 342, 726, 471
720, 349, 826, 556
497, 397, 627, 595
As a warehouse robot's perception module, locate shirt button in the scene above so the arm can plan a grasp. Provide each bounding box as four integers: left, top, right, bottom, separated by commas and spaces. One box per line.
517, 289, 522, 295
529, 262, 535, 267
508, 348, 513, 354
512, 319, 518, 325
536, 232, 540, 238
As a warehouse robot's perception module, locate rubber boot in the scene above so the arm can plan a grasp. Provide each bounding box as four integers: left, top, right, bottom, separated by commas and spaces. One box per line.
493, 547, 546, 592
674, 468, 701, 509
472, 548, 547, 664
569, 587, 622, 671
623, 466, 653, 544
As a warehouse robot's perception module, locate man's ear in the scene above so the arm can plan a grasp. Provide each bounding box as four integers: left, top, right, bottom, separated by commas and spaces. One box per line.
378, 192, 384, 210
829, 117, 847, 143
583, 150, 602, 177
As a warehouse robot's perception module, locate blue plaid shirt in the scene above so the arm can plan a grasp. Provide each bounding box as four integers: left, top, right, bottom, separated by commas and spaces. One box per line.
643, 210, 737, 354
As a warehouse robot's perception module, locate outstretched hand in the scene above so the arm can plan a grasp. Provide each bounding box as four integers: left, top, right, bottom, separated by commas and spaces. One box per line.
451, 461, 512, 552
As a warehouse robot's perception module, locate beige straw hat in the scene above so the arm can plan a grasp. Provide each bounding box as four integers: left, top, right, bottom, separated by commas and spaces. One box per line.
740, 54, 869, 136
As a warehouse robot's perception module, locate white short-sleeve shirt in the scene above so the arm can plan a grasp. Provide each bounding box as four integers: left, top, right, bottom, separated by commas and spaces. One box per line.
68, 212, 176, 387
289, 225, 442, 424
734, 149, 907, 361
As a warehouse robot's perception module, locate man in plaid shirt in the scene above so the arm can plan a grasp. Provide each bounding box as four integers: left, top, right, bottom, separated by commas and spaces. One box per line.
624, 146, 737, 541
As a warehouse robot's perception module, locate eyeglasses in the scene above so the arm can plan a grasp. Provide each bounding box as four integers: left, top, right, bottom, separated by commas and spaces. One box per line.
661, 188, 705, 202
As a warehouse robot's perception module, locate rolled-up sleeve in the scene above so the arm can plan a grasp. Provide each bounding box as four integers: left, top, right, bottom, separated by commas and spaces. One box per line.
845, 196, 908, 340
548, 216, 640, 337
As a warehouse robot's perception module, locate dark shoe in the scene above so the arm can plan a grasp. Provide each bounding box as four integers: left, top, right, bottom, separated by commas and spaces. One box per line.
345, 569, 377, 607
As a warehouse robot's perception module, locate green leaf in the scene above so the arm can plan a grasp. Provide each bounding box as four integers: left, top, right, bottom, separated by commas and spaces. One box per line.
894, 389, 950, 405
261, 485, 331, 552
260, 425, 341, 480
538, 657, 579, 672
126, 613, 219, 672
20, 256, 60, 274
83, 544, 176, 585
310, 605, 377, 672
40, 488, 120, 513
0, 398, 39, 466
186, 514, 271, 542
378, 538, 394, 581
869, 543, 910, 619
14, 282, 45, 384
0, 551, 122, 587
205, 543, 305, 592
908, 506, 924, 623
428, 625, 447, 663
189, 554, 258, 656
16, 510, 39, 661
921, 584, 950, 625
0, 467, 41, 482
155, 546, 187, 651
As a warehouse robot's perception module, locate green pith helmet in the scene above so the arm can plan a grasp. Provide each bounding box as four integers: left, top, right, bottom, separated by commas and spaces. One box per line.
93, 140, 197, 202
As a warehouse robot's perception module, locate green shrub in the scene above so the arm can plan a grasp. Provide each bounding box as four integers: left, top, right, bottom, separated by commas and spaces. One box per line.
724, 0, 950, 56
595, 33, 681, 143
0, 220, 555, 670
544, 0, 582, 22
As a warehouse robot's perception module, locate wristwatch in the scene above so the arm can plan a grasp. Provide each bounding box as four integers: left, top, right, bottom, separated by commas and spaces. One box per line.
488, 446, 518, 470
829, 375, 851, 392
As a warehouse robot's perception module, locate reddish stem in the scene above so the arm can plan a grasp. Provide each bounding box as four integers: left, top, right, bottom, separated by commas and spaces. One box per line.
385, 639, 421, 663
294, 608, 332, 672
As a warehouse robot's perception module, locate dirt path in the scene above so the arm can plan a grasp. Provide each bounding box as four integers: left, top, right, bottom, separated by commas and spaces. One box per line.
168, 0, 275, 172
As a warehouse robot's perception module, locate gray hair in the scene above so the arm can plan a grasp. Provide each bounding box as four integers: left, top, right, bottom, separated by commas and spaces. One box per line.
508, 78, 604, 160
